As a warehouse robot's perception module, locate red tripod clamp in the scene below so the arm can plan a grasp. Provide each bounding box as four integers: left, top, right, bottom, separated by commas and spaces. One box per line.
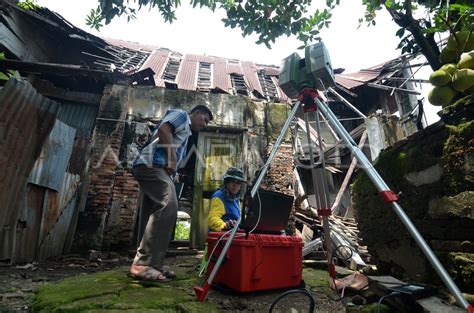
297, 88, 321, 113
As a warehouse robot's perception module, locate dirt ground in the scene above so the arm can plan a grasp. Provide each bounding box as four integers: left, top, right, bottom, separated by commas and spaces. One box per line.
0, 253, 130, 312
0, 253, 349, 312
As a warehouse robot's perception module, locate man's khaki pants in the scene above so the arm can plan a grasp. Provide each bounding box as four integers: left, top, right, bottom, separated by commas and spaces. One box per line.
132, 165, 178, 268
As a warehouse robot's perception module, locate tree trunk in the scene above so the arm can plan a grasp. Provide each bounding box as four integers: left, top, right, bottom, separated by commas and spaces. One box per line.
385, 4, 441, 70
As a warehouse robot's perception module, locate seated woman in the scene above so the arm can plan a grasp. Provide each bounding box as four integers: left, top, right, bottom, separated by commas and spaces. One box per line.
208, 167, 246, 231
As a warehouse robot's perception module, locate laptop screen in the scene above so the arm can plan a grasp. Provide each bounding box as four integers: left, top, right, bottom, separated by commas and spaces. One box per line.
243, 190, 294, 234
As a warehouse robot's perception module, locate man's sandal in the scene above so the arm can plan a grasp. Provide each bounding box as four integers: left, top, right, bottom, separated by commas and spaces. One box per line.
128, 267, 171, 282
157, 266, 176, 279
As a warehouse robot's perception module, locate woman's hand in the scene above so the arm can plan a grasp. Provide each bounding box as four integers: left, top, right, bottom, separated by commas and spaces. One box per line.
222, 220, 237, 230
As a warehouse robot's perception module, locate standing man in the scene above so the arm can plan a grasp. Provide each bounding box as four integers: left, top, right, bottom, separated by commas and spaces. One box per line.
129, 104, 213, 282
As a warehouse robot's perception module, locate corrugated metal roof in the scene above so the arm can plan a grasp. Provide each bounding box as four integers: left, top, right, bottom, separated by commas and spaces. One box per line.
103, 37, 160, 52
0, 78, 60, 229
213, 61, 232, 93
28, 120, 76, 192
139, 49, 288, 100
132, 43, 406, 100
177, 58, 197, 91
335, 69, 383, 89
227, 63, 244, 75
139, 49, 170, 87
242, 61, 262, 95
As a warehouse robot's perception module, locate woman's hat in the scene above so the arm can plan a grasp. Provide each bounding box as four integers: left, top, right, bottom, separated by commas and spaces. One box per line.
223, 167, 246, 183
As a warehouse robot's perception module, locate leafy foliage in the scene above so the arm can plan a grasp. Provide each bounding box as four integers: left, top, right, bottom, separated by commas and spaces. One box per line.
85, 1, 473, 69
0, 52, 20, 81
87, 0, 340, 49
174, 221, 190, 240
17, 0, 40, 11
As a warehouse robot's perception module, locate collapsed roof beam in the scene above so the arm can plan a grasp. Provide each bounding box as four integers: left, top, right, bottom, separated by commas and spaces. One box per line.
328, 87, 367, 119
366, 82, 421, 95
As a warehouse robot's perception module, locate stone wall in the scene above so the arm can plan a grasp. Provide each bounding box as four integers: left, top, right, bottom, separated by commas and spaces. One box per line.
353, 98, 474, 292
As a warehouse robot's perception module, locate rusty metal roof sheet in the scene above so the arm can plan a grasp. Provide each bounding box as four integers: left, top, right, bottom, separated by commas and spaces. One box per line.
139, 49, 170, 88
103, 37, 160, 52
138, 48, 289, 100
335, 69, 383, 89
177, 58, 197, 91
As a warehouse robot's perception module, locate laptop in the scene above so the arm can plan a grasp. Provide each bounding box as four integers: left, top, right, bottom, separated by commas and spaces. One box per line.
242, 189, 294, 234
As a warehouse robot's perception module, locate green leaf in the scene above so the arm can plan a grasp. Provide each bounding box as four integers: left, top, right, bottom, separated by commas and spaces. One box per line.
0, 72, 9, 81
396, 28, 405, 37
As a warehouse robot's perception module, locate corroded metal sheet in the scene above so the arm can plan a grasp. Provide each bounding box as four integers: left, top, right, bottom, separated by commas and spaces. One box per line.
37, 173, 79, 261
213, 62, 231, 92
140, 49, 170, 88
67, 136, 92, 176
226, 63, 243, 75
28, 120, 76, 192
38, 194, 77, 261
242, 61, 262, 95
57, 102, 98, 137
0, 78, 60, 229
177, 58, 197, 91
13, 184, 44, 263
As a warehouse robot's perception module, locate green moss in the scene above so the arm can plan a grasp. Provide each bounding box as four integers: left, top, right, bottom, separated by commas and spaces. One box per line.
32, 267, 219, 313
301, 268, 332, 294
268, 103, 291, 141
446, 252, 474, 293
360, 303, 392, 313
442, 119, 474, 194
33, 269, 130, 311
441, 94, 474, 125
243, 98, 260, 126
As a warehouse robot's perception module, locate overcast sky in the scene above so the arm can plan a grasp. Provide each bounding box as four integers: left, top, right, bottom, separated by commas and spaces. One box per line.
35, 0, 439, 124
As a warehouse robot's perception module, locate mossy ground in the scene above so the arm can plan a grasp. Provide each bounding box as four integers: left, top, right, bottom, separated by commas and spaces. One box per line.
32, 265, 218, 313
32, 260, 342, 312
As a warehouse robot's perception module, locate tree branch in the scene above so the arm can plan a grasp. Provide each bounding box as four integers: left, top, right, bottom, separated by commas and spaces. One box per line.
384, 1, 441, 70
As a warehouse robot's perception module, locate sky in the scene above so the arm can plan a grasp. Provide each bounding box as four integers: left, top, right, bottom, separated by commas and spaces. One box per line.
35, 0, 440, 124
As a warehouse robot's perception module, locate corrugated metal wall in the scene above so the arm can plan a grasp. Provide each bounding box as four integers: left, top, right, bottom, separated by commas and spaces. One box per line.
0, 78, 100, 263
28, 120, 76, 192
9, 120, 82, 263
57, 102, 98, 137
0, 78, 60, 261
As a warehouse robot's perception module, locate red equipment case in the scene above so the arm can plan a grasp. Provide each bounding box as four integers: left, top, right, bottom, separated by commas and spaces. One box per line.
206, 232, 303, 293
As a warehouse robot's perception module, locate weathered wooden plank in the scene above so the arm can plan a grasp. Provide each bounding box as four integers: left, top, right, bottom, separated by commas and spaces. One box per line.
0, 24, 29, 60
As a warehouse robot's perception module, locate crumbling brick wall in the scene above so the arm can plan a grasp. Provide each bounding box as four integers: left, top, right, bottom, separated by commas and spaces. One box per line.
260, 142, 296, 235
103, 169, 139, 251
73, 85, 130, 251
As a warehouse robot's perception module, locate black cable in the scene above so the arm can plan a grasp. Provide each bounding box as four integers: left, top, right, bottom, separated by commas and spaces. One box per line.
268, 288, 316, 313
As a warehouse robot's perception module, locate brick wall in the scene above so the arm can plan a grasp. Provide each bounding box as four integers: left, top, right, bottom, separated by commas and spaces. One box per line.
73, 86, 129, 251
103, 169, 139, 250
260, 142, 296, 234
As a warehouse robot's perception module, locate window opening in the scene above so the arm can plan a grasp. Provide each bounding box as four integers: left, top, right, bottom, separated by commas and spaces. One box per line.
162, 56, 181, 81
258, 72, 279, 100
230, 73, 248, 96
197, 62, 212, 90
